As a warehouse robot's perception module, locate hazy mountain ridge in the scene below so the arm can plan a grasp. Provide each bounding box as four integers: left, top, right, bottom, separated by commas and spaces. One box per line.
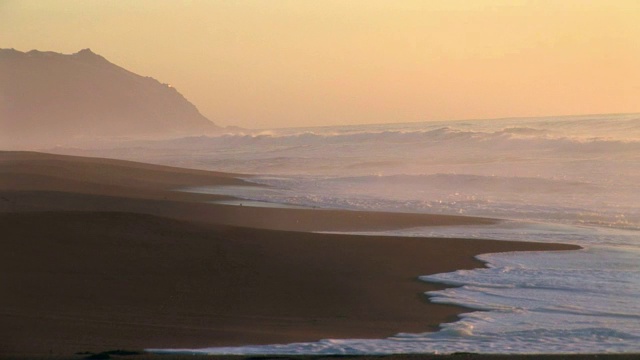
0, 48, 220, 148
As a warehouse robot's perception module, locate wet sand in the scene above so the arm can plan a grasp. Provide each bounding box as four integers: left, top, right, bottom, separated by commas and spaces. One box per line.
5, 354, 640, 360
1, 151, 582, 357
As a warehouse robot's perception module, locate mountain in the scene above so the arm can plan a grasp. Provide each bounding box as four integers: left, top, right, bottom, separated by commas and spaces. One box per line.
0, 48, 220, 148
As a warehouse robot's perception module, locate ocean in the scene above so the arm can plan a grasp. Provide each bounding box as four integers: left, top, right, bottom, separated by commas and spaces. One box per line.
59, 113, 640, 354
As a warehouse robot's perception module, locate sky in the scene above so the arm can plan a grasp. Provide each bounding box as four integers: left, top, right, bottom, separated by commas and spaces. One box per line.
2, 0, 639, 129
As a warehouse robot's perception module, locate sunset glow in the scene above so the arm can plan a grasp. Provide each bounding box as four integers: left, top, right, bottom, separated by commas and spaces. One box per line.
2, 0, 639, 128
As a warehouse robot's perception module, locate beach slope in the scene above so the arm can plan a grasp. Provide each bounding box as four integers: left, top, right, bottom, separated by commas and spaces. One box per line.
0, 151, 579, 356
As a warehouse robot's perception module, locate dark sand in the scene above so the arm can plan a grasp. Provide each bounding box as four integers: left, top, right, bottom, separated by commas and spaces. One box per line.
0, 151, 497, 232
0, 152, 588, 358
4, 354, 640, 360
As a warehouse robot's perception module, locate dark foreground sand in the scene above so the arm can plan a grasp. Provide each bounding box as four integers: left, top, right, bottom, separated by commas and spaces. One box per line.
0, 152, 599, 358
4, 354, 640, 360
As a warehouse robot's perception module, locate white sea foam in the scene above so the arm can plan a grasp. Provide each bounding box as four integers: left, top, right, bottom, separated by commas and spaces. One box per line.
149, 220, 640, 354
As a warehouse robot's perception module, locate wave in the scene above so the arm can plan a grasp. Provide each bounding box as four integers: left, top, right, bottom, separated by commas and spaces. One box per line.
151, 124, 640, 158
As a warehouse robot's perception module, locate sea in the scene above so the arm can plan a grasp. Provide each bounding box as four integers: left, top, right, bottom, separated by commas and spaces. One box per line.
58, 113, 640, 354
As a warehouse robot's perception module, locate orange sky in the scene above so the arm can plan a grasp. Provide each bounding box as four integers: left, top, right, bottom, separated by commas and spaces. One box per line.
2, 0, 639, 128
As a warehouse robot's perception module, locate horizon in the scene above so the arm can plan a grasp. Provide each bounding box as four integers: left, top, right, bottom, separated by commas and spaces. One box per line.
252, 111, 640, 131
2, 1, 639, 129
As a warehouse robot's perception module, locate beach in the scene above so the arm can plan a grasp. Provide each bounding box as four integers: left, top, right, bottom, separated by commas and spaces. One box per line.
1, 151, 583, 357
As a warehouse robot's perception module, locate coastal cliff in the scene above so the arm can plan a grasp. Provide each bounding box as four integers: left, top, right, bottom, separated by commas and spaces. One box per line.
0, 48, 219, 147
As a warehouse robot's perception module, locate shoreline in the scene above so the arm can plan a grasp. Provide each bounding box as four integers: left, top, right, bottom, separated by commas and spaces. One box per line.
1, 151, 582, 357
5, 354, 640, 360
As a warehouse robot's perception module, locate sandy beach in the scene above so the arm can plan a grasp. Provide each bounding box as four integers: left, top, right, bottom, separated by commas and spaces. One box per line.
1, 151, 582, 357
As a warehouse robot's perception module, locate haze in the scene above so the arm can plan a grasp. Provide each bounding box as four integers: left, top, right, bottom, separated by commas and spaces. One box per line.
2, 0, 639, 129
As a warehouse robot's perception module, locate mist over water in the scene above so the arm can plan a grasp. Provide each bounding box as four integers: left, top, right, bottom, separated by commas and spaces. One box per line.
53, 113, 640, 354
143, 113, 640, 231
